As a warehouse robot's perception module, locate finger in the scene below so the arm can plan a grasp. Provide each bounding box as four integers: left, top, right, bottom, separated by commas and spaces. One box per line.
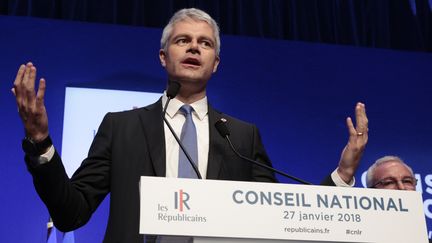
346, 117, 357, 143
11, 88, 20, 112
27, 65, 37, 94
36, 78, 46, 108
21, 63, 34, 107
13, 64, 26, 87
13, 64, 26, 106
22, 62, 33, 86
24, 65, 39, 111
355, 102, 368, 132
355, 103, 369, 144
346, 117, 356, 134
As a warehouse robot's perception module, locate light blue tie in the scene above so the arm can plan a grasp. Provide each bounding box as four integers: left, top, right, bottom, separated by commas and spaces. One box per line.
152, 105, 198, 243
178, 105, 198, 178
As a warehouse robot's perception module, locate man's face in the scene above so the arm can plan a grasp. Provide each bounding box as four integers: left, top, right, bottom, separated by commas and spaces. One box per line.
159, 18, 220, 86
372, 161, 416, 190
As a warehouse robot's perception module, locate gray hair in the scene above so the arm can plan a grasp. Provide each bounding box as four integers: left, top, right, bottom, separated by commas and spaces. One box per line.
160, 8, 221, 55
366, 155, 414, 187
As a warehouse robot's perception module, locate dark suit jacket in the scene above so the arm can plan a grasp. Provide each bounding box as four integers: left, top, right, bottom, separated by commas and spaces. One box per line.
27, 99, 290, 242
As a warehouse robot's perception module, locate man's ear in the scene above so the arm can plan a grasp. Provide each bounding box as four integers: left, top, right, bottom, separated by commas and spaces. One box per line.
212, 55, 220, 73
159, 49, 166, 67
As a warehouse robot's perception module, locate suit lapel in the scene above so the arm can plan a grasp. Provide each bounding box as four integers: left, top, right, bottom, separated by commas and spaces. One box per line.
138, 99, 166, 176
138, 100, 228, 179
206, 105, 227, 179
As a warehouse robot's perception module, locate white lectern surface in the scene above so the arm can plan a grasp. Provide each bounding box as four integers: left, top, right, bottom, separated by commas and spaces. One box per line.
139, 176, 428, 243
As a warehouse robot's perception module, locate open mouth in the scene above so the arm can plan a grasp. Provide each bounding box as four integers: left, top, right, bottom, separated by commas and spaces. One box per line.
181, 57, 201, 67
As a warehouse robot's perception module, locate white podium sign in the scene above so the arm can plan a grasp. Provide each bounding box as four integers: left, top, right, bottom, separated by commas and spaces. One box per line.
139, 176, 428, 243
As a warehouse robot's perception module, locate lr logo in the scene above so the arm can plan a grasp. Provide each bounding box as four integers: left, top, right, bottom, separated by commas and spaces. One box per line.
174, 189, 190, 212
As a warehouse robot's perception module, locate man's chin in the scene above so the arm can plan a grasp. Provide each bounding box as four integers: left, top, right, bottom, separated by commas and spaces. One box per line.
170, 71, 211, 84
175, 75, 205, 83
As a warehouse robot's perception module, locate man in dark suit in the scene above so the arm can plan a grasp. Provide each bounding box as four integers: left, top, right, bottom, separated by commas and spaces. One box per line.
12, 8, 368, 243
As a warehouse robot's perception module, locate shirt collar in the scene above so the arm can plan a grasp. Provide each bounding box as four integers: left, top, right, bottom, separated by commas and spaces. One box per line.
162, 91, 208, 120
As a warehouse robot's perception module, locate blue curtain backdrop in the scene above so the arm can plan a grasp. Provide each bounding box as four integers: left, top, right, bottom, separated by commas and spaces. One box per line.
1, 0, 431, 52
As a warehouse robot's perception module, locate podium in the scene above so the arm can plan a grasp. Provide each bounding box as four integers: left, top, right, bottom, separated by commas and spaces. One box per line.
139, 176, 428, 243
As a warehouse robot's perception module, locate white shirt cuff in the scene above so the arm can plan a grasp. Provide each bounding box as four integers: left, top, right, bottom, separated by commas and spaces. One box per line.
39, 145, 55, 164
331, 168, 355, 187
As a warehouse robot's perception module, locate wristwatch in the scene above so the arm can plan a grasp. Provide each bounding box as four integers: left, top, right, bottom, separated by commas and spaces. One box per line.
22, 135, 53, 156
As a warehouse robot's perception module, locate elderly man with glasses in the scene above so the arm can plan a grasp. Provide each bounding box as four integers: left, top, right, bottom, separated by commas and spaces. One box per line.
366, 155, 417, 190
366, 155, 432, 242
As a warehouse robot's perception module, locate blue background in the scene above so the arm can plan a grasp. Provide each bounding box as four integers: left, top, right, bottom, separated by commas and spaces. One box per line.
1, 16, 431, 242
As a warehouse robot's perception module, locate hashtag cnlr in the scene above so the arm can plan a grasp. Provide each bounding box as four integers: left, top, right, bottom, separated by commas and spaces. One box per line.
346, 229, 362, 235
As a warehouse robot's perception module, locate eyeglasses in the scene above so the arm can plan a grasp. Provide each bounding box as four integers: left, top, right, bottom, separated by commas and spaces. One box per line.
372, 176, 417, 189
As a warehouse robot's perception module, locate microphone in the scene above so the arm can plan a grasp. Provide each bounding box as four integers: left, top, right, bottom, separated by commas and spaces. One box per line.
162, 81, 202, 179
215, 119, 311, 185
162, 80, 181, 114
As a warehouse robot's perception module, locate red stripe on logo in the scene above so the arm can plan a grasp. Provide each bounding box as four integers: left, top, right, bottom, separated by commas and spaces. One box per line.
180, 189, 183, 212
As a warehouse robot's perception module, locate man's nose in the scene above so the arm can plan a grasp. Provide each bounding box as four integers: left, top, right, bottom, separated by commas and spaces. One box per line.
190, 40, 199, 48
187, 40, 200, 54
396, 181, 407, 190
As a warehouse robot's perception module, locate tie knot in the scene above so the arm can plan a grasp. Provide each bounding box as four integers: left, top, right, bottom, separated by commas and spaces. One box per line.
179, 104, 194, 116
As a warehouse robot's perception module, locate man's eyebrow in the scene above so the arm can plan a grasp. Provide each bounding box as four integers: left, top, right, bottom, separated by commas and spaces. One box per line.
377, 177, 397, 181
199, 36, 214, 41
379, 176, 413, 180
172, 34, 189, 39
202, 35, 217, 44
